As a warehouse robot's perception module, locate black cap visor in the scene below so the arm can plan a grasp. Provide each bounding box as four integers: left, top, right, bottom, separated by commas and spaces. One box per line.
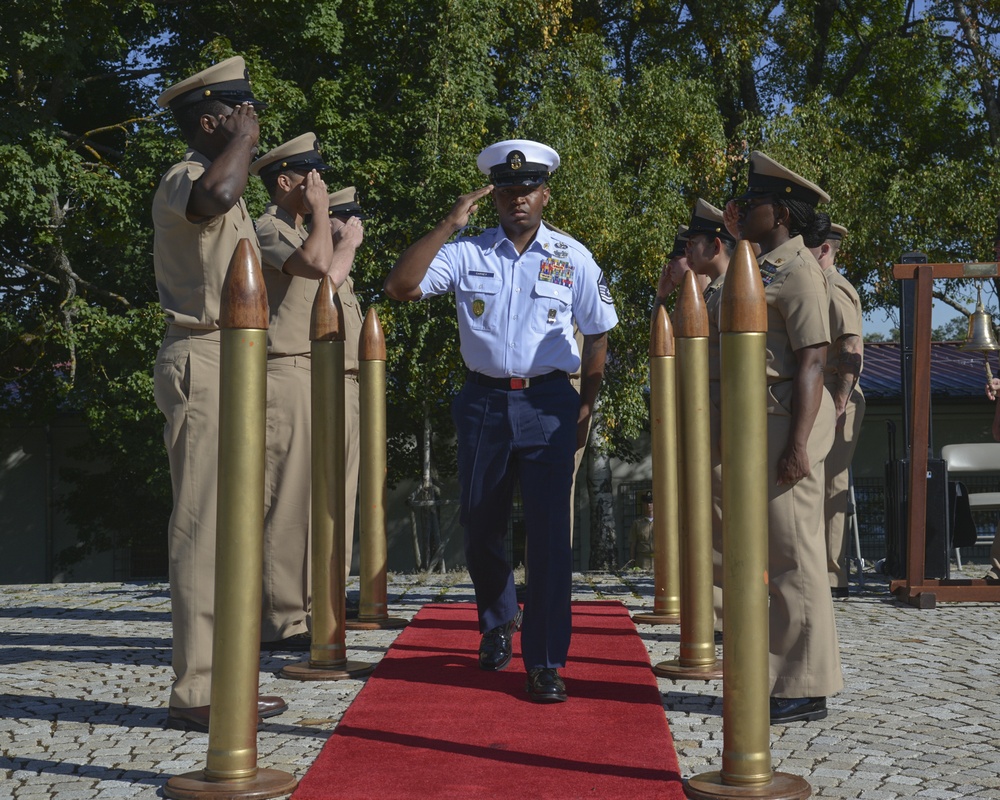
489, 159, 550, 188
169, 79, 267, 111
258, 153, 330, 178
687, 219, 736, 245
329, 203, 368, 220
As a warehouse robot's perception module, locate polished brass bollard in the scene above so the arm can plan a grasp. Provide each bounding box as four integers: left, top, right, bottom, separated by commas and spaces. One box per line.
165, 239, 297, 800
281, 276, 374, 681
346, 308, 408, 631
655, 271, 722, 681
685, 242, 811, 799
633, 304, 681, 626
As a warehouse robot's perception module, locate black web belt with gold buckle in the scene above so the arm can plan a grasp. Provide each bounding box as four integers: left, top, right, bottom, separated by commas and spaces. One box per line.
467, 371, 568, 390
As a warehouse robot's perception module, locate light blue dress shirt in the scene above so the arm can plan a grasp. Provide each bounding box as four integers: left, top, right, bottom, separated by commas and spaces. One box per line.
419, 221, 618, 378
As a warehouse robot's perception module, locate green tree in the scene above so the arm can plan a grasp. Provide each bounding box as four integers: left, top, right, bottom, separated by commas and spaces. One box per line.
1, 2, 173, 570
6, 0, 1000, 574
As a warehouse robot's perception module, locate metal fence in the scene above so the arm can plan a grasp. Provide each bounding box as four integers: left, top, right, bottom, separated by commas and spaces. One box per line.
854, 476, 998, 564
619, 480, 652, 567
617, 476, 997, 569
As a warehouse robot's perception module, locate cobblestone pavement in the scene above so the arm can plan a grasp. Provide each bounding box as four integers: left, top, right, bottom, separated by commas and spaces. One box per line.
2, 566, 1000, 799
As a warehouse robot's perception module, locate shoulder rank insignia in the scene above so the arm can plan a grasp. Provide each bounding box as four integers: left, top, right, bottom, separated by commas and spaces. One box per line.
598, 271, 613, 304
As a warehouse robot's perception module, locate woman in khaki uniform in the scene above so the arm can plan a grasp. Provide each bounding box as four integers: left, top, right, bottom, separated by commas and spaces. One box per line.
734, 152, 842, 724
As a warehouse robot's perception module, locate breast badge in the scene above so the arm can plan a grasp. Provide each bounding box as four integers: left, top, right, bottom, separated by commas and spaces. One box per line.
759, 262, 779, 287
473, 298, 485, 317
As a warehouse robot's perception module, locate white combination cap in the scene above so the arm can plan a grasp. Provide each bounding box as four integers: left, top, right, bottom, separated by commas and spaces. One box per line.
476, 139, 560, 187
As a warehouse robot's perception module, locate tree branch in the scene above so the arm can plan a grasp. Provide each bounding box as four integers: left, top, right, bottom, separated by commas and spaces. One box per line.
951, 0, 1000, 147
931, 289, 972, 317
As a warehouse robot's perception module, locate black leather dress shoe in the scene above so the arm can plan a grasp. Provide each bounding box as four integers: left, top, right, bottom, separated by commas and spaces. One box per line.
831, 586, 850, 598
526, 667, 567, 703
478, 609, 523, 671
261, 632, 311, 652
166, 695, 287, 732
167, 704, 214, 732
769, 696, 827, 724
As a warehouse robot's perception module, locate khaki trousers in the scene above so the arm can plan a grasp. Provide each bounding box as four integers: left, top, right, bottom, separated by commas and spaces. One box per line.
154, 332, 222, 709
710, 388, 724, 630
262, 356, 312, 641
261, 360, 361, 642
825, 389, 866, 589
344, 373, 361, 578
768, 388, 843, 698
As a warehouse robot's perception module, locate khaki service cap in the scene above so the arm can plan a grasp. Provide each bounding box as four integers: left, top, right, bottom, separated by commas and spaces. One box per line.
156, 55, 264, 110
686, 198, 736, 244
328, 187, 368, 220
738, 151, 830, 206
249, 133, 329, 178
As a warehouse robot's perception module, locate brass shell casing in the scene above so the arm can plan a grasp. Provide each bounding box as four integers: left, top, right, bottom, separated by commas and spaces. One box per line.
649, 305, 681, 620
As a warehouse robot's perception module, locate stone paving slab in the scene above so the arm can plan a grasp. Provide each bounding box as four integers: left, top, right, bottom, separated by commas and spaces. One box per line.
2, 567, 1000, 798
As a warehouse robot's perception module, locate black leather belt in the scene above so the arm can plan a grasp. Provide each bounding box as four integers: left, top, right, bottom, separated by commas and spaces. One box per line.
467, 370, 567, 390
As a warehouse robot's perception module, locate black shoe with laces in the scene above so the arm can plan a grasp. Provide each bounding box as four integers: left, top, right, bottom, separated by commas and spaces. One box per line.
260, 632, 311, 652
525, 667, 567, 703
478, 609, 522, 671
769, 696, 827, 724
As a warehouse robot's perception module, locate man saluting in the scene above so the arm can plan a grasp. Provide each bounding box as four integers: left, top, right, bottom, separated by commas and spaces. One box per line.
384, 140, 618, 702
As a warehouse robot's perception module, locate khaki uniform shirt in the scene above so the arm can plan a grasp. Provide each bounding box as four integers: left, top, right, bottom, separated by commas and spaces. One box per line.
823, 269, 864, 392
255, 204, 364, 365
759, 236, 831, 415
152, 150, 260, 329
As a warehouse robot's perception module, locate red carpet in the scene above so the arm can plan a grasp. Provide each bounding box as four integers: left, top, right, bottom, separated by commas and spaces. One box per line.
293, 601, 685, 799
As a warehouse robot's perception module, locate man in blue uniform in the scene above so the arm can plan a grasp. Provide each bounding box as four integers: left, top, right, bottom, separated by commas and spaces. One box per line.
385, 139, 618, 702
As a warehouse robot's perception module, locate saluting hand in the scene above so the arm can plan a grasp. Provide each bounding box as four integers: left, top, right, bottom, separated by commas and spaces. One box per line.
655, 264, 674, 299
301, 170, 329, 216
444, 185, 493, 233
214, 101, 260, 150
723, 200, 741, 241
333, 215, 364, 250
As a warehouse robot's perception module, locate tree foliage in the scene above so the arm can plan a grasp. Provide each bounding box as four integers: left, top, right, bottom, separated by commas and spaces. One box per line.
4, 0, 1000, 568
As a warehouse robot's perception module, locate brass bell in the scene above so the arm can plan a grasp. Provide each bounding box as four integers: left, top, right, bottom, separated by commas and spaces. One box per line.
959, 284, 1000, 353
959, 282, 998, 382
